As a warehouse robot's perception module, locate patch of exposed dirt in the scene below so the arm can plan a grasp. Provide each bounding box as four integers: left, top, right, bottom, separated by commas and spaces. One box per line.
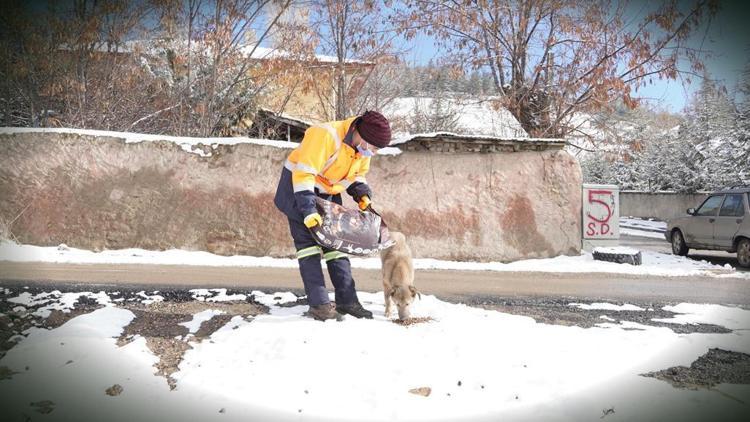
43, 306, 101, 329
641, 348, 750, 390
276, 296, 308, 307
117, 300, 266, 389
465, 296, 732, 334
0, 288, 104, 360
0, 284, 274, 389
105, 384, 124, 396
194, 314, 234, 337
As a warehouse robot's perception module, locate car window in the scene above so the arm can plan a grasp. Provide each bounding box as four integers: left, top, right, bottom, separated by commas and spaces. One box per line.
719, 194, 745, 217
695, 195, 724, 217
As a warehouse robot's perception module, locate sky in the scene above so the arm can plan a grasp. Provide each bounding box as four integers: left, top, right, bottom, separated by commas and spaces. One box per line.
634, 1, 750, 112
20, 0, 750, 114
400, 1, 750, 113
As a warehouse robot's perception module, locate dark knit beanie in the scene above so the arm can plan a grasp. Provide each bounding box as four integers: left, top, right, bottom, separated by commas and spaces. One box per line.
356, 110, 391, 148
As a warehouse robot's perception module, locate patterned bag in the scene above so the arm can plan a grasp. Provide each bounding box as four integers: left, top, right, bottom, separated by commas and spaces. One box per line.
309, 197, 395, 256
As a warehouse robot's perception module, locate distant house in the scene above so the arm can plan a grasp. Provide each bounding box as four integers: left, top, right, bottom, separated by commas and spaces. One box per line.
75, 40, 374, 136
243, 46, 375, 125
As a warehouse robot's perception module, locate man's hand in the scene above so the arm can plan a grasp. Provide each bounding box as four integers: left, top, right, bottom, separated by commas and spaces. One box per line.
304, 212, 323, 228
358, 195, 371, 211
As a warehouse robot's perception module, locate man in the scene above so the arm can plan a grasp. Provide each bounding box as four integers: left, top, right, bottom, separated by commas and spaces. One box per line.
273, 111, 392, 321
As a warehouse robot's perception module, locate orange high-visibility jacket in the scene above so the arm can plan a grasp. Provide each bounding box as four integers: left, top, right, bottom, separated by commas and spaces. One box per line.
285, 116, 371, 196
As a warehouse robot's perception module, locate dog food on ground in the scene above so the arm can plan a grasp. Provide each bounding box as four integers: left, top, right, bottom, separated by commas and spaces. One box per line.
393, 317, 433, 326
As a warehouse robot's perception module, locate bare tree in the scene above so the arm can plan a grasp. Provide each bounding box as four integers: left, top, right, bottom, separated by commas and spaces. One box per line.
0, 0, 298, 136
309, 0, 398, 119
396, 0, 718, 138
0, 0, 151, 128
150, 0, 294, 136
348, 55, 405, 113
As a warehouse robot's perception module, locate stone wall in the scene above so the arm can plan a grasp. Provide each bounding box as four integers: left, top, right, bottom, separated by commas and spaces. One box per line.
620, 191, 709, 221
0, 130, 582, 261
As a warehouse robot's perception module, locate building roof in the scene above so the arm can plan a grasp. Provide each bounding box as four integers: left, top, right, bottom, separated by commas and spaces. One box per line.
393, 132, 565, 153
59, 40, 373, 66
241, 46, 373, 66
250, 109, 311, 142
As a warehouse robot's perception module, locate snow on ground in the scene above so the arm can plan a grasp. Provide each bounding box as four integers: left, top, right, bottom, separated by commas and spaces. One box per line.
135, 290, 164, 305
1, 239, 744, 278
592, 246, 641, 255
620, 217, 668, 239
180, 309, 225, 334
620, 228, 668, 239
653, 303, 750, 330
0, 290, 748, 421
191, 288, 250, 302
620, 218, 668, 232
7, 290, 111, 318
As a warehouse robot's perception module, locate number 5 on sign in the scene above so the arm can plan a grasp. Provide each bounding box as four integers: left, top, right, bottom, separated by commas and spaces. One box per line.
582, 184, 620, 239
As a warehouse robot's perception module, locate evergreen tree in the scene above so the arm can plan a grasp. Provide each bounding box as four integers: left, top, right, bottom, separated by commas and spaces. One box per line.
735, 64, 750, 184
683, 75, 741, 190
582, 73, 748, 193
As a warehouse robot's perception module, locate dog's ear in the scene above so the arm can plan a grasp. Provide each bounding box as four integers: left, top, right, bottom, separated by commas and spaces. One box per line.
390, 286, 399, 298
409, 286, 421, 300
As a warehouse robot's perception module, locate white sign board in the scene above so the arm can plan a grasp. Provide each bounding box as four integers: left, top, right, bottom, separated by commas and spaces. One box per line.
582, 184, 619, 239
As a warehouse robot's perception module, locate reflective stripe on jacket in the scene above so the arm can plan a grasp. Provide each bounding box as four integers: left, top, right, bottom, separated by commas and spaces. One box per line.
286, 116, 370, 196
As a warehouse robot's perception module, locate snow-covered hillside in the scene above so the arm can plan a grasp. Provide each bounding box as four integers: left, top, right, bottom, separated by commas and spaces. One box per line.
383, 97, 528, 139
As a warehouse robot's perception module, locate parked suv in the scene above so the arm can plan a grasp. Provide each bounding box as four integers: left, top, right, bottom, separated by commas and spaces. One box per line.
665, 186, 750, 268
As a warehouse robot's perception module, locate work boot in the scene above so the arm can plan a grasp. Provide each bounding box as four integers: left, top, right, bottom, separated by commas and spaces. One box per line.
336, 301, 373, 319
306, 303, 343, 322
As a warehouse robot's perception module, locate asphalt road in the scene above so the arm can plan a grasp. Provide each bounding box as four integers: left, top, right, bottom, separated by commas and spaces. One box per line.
1, 232, 747, 307
1, 259, 748, 307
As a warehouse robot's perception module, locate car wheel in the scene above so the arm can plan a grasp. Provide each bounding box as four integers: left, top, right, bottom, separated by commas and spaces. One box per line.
738, 238, 750, 268
671, 230, 689, 256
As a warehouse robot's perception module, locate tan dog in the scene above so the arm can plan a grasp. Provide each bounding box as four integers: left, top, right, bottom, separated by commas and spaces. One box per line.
380, 231, 420, 319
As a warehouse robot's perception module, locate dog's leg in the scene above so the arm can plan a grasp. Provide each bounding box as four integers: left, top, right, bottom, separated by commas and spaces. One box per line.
382, 259, 393, 318
383, 280, 392, 318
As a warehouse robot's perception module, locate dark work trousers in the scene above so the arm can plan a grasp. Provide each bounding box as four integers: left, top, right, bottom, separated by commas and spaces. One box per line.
288, 215, 359, 307
274, 167, 359, 307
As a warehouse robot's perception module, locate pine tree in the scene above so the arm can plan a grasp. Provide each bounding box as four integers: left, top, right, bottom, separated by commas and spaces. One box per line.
735, 64, 750, 184
683, 75, 741, 190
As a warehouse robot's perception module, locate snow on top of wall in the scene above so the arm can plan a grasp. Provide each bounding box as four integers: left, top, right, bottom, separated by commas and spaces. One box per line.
0, 127, 298, 157
383, 97, 529, 139
0, 126, 408, 157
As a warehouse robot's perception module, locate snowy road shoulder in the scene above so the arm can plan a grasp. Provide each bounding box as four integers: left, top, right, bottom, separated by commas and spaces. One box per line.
619, 217, 669, 239
1, 240, 746, 278
0, 287, 749, 421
